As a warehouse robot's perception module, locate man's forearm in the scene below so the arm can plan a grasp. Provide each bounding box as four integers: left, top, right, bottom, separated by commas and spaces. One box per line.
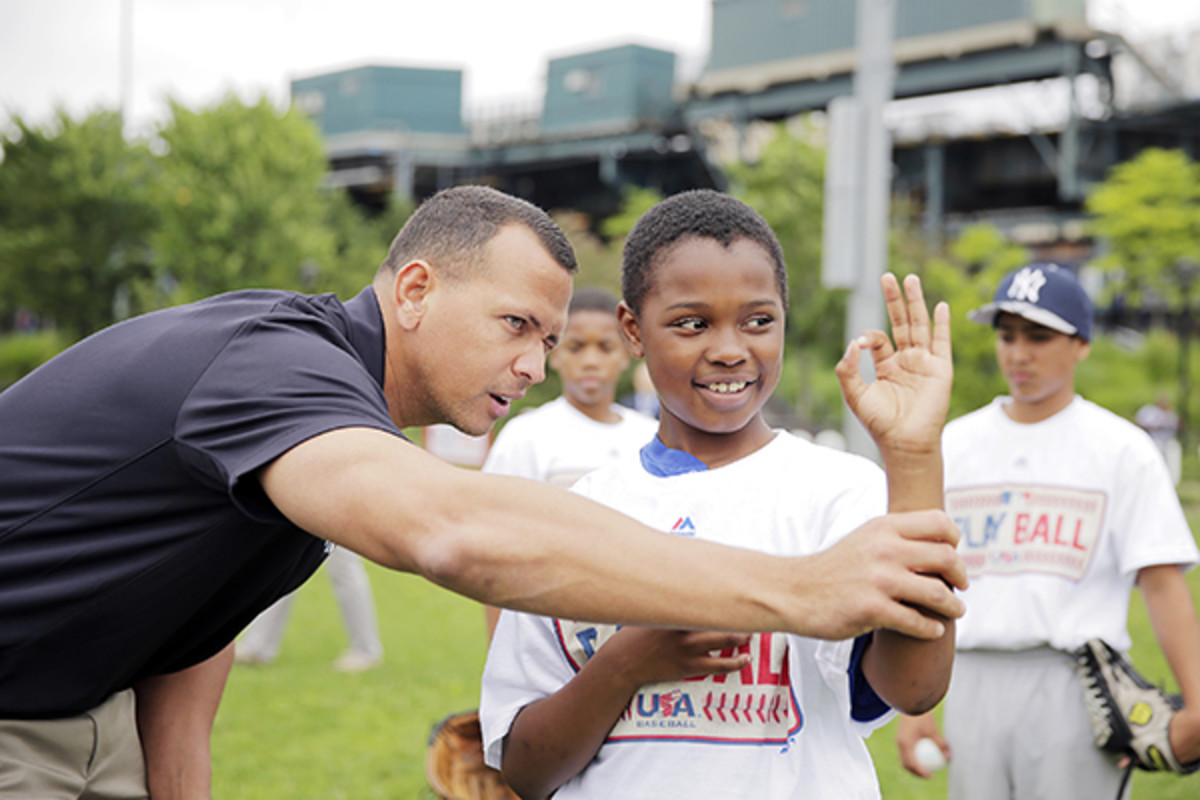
135, 643, 234, 800
262, 427, 966, 642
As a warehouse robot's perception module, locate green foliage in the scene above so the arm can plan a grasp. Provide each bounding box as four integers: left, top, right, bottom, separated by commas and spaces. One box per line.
1086, 148, 1200, 305
0, 101, 413, 389
0, 110, 158, 337
0, 330, 73, 389
598, 185, 662, 241
149, 95, 337, 305
1077, 329, 1200, 429
319, 189, 414, 299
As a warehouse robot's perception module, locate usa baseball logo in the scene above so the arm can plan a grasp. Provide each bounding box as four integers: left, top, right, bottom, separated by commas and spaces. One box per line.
554, 620, 803, 745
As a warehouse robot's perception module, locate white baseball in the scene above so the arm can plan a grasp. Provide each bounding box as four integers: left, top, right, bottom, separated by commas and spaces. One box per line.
914, 737, 947, 772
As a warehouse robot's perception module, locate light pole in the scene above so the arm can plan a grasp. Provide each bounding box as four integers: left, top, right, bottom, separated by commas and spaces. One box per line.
821, 0, 896, 460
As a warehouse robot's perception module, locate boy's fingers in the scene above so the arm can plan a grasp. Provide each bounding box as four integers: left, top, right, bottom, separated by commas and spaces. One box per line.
932, 301, 952, 361
881, 272, 911, 349
902, 274, 933, 350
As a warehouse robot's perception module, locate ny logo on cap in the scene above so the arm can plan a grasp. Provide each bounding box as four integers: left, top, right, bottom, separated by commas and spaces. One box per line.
1007, 267, 1048, 303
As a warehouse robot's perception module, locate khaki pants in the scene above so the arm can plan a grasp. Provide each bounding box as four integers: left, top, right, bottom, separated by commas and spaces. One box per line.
0, 690, 148, 799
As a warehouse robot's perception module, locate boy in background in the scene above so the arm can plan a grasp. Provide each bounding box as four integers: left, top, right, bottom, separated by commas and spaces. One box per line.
896, 263, 1200, 799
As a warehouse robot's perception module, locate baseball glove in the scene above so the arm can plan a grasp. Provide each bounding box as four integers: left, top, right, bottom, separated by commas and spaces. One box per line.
425, 709, 521, 800
1074, 638, 1200, 774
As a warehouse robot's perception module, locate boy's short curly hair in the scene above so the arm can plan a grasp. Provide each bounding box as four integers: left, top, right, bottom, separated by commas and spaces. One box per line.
621, 189, 787, 315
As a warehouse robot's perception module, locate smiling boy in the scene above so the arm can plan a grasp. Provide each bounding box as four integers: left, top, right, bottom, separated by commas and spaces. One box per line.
480, 190, 961, 799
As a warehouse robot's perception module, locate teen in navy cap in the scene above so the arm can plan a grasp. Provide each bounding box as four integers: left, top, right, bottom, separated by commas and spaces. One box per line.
967, 262, 1093, 341
896, 258, 1200, 793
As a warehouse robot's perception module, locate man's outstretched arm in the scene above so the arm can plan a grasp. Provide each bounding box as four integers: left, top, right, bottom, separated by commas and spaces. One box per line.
259, 428, 967, 642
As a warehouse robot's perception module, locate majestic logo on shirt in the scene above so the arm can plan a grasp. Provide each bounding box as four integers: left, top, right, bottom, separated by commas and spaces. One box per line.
554, 620, 802, 745
946, 484, 1106, 581
1007, 267, 1047, 303
671, 517, 696, 536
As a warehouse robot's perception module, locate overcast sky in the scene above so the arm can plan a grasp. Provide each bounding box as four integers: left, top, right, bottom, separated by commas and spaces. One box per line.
1, 0, 1197, 136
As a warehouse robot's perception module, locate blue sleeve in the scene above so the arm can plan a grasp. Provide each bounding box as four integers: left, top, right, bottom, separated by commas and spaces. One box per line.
848, 633, 891, 722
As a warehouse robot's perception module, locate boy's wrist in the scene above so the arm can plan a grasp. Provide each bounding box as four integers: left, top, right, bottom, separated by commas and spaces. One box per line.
881, 450, 945, 513
877, 440, 942, 467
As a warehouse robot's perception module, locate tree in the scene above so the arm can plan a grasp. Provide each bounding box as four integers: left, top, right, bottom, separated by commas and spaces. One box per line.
318, 188, 413, 300
0, 109, 158, 337
148, 95, 337, 305
1086, 148, 1200, 307
1087, 147, 1200, 443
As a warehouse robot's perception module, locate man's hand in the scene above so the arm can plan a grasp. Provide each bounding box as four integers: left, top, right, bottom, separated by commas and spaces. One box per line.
836, 273, 952, 458
794, 510, 967, 642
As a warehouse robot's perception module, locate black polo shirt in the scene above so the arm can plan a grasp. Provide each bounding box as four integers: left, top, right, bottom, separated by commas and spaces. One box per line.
0, 287, 400, 718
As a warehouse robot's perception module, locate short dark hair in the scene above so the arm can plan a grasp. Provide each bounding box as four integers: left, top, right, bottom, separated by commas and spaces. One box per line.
379, 185, 578, 280
568, 286, 619, 316
621, 189, 787, 315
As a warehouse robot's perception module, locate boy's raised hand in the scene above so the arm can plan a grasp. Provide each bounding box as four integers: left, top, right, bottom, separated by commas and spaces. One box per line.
836, 273, 952, 458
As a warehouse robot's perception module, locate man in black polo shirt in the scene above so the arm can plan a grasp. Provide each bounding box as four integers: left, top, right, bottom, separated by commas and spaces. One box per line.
0, 185, 967, 799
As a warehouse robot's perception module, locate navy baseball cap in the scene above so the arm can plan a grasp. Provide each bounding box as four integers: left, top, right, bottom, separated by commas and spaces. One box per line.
967, 263, 1093, 341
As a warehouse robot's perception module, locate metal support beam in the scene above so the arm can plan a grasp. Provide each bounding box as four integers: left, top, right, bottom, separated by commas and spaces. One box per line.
923, 142, 945, 250
843, 0, 895, 460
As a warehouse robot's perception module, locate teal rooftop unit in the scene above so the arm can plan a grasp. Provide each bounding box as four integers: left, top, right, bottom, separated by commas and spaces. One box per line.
291, 65, 466, 138
696, 0, 1091, 100
290, 65, 470, 211
542, 44, 677, 136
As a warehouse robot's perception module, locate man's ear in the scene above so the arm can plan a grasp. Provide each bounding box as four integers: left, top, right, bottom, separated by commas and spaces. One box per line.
392, 260, 433, 330
1075, 339, 1092, 363
616, 301, 644, 359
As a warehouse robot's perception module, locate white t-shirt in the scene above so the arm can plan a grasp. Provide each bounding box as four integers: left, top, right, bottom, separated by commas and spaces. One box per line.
480, 433, 894, 799
944, 396, 1199, 652
482, 397, 658, 488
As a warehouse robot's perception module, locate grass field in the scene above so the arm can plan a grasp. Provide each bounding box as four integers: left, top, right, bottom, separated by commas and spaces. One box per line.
213, 462, 1200, 799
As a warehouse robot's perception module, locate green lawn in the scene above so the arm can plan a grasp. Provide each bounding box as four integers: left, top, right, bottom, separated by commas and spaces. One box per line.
214, 469, 1200, 798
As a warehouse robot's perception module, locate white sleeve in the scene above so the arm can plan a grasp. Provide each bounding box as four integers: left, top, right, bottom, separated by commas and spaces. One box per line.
480, 419, 540, 480
1111, 437, 1199, 574
478, 609, 577, 769
820, 459, 888, 549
